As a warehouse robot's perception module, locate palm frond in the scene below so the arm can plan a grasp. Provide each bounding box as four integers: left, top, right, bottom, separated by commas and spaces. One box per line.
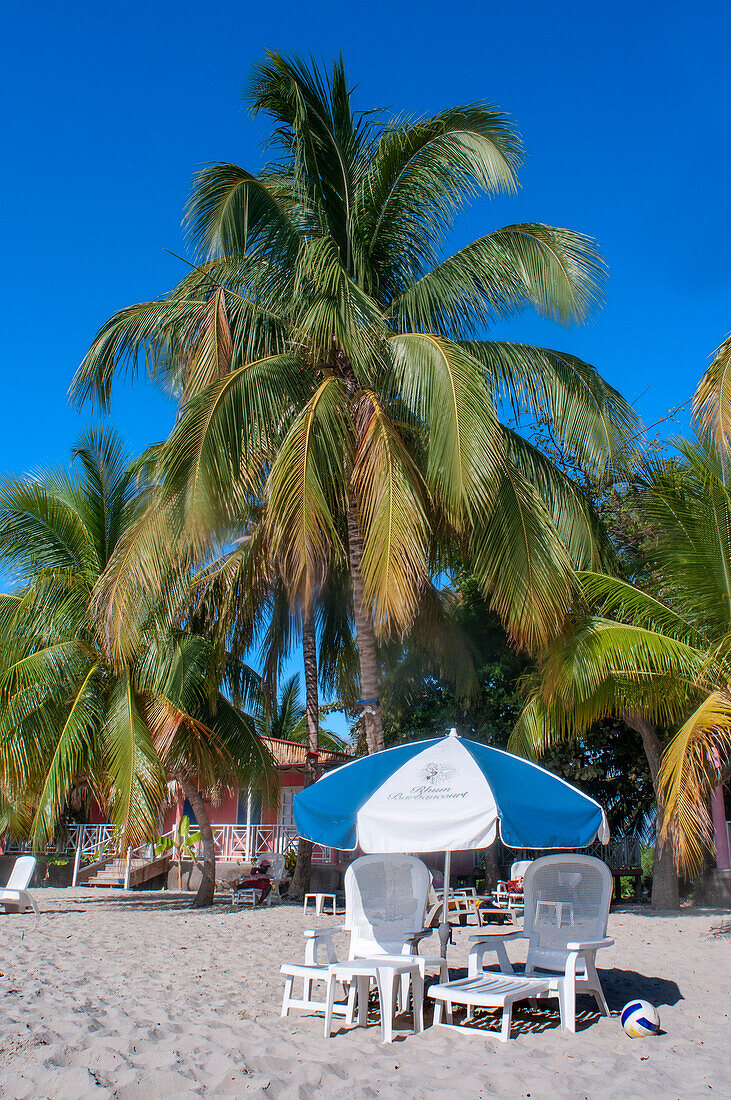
692, 334, 731, 453
30, 664, 103, 847
658, 689, 731, 876
265, 376, 350, 597
388, 334, 500, 525
101, 670, 167, 845
396, 224, 604, 336
361, 105, 521, 295
352, 392, 429, 634
469, 458, 575, 652
463, 340, 638, 473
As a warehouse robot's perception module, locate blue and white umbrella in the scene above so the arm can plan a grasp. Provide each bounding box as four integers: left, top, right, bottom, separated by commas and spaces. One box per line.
294, 728, 609, 946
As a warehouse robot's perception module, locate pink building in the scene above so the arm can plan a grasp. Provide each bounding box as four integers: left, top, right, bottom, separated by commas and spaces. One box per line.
160, 736, 352, 866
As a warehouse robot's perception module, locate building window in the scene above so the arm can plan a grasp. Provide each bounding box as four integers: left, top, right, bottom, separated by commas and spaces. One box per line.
280, 788, 295, 829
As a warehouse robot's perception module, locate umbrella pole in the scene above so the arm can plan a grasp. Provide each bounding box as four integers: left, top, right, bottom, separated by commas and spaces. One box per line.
439, 850, 451, 955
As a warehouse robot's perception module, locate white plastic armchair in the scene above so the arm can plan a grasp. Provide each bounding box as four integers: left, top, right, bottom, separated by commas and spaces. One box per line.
469, 854, 613, 1033
305, 855, 448, 980
0, 856, 39, 915
283, 855, 446, 1022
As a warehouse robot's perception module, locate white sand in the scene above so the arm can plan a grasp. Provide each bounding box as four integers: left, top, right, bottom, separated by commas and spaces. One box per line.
0, 889, 728, 1099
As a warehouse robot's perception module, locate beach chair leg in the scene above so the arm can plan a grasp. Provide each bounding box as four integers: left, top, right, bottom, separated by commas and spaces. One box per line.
324, 973, 337, 1038
345, 981, 357, 1025
356, 976, 369, 1027
377, 968, 397, 1044
303, 976, 313, 1005
398, 971, 410, 1013
281, 975, 294, 1018
500, 1002, 513, 1042
558, 977, 576, 1033
412, 971, 424, 1033
584, 955, 609, 1016
465, 1001, 475, 1023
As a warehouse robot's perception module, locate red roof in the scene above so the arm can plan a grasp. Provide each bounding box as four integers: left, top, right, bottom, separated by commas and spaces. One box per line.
262, 736, 351, 767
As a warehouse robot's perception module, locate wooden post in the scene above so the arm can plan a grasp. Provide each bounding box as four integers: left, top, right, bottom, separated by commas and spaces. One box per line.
124, 846, 132, 890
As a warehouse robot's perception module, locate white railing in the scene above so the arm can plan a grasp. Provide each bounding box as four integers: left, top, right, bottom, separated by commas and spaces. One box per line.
4, 823, 333, 865
4, 824, 122, 861
202, 824, 332, 864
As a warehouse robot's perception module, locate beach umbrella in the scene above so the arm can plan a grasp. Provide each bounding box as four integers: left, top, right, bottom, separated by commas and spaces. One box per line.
294, 728, 609, 949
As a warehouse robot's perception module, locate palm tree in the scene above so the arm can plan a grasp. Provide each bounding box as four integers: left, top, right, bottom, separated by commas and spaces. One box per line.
71, 53, 638, 753
0, 428, 272, 906
512, 436, 731, 907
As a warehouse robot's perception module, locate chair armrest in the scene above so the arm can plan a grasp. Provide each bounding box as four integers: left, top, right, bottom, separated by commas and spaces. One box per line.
303, 925, 345, 965
410, 927, 434, 941
565, 937, 614, 952
303, 924, 347, 941
468, 931, 526, 977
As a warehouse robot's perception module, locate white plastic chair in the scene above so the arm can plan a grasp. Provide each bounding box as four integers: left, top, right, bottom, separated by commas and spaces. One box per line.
265, 853, 286, 905
468, 854, 613, 1033
0, 856, 39, 915
281, 855, 447, 1022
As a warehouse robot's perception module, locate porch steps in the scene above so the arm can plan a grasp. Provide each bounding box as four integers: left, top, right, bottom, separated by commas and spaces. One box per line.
83, 855, 171, 889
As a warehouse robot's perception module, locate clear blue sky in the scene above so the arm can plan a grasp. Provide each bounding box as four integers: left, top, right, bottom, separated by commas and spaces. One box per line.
2, 1, 730, 733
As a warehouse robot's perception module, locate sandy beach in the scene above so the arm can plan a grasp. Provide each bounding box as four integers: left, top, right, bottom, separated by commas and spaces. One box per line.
0, 889, 728, 1099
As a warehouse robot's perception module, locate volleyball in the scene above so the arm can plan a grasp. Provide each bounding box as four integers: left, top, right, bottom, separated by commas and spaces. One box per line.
620, 1000, 660, 1037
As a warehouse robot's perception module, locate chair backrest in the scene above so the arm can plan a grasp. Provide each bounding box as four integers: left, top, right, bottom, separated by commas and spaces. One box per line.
344, 855, 431, 958
268, 854, 285, 880
510, 860, 532, 883
5, 855, 36, 891
523, 854, 612, 973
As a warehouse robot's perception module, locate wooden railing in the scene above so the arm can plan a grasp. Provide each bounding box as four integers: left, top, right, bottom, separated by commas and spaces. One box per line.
506, 836, 643, 870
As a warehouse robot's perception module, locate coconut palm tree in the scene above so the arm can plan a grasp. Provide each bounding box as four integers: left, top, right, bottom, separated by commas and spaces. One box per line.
0, 428, 272, 906
512, 436, 731, 907
71, 53, 638, 753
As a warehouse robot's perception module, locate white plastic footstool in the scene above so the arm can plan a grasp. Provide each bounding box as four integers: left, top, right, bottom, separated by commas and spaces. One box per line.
324, 957, 424, 1043
303, 892, 337, 915
429, 974, 553, 1041
280, 963, 355, 1019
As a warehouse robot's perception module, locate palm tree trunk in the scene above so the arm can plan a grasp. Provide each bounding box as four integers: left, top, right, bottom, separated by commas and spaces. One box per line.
289, 596, 318, 900
178, 774, 216, 908
625, 715, 680, 909
346, 501, 384, 754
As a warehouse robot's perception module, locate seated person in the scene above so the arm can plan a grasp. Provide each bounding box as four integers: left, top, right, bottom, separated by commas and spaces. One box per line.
235, 858, 273, 903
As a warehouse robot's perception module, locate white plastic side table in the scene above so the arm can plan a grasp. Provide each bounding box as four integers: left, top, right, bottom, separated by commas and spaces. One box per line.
324, 956, 424, 1043
303, 892, 337, 915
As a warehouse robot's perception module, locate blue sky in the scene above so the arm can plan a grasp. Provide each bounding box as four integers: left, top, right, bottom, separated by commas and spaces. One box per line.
2, 1, 730, 734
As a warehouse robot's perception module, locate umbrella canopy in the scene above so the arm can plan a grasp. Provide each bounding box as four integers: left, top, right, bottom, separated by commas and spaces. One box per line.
294, 729, 609, 854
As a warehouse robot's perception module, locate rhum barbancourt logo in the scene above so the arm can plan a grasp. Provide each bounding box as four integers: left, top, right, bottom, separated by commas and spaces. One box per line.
387, 759, 468, 801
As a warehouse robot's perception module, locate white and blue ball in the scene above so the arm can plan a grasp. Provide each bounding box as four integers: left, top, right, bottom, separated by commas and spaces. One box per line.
620, 1000, 660, 1037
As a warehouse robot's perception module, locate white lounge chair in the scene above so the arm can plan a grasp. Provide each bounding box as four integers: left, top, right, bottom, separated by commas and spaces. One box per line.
229, 852, 286, 907
0, 856, 39, 915
430, 854, 613, 1036
281, 854, 447, 1022
492, 860, 532, 911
